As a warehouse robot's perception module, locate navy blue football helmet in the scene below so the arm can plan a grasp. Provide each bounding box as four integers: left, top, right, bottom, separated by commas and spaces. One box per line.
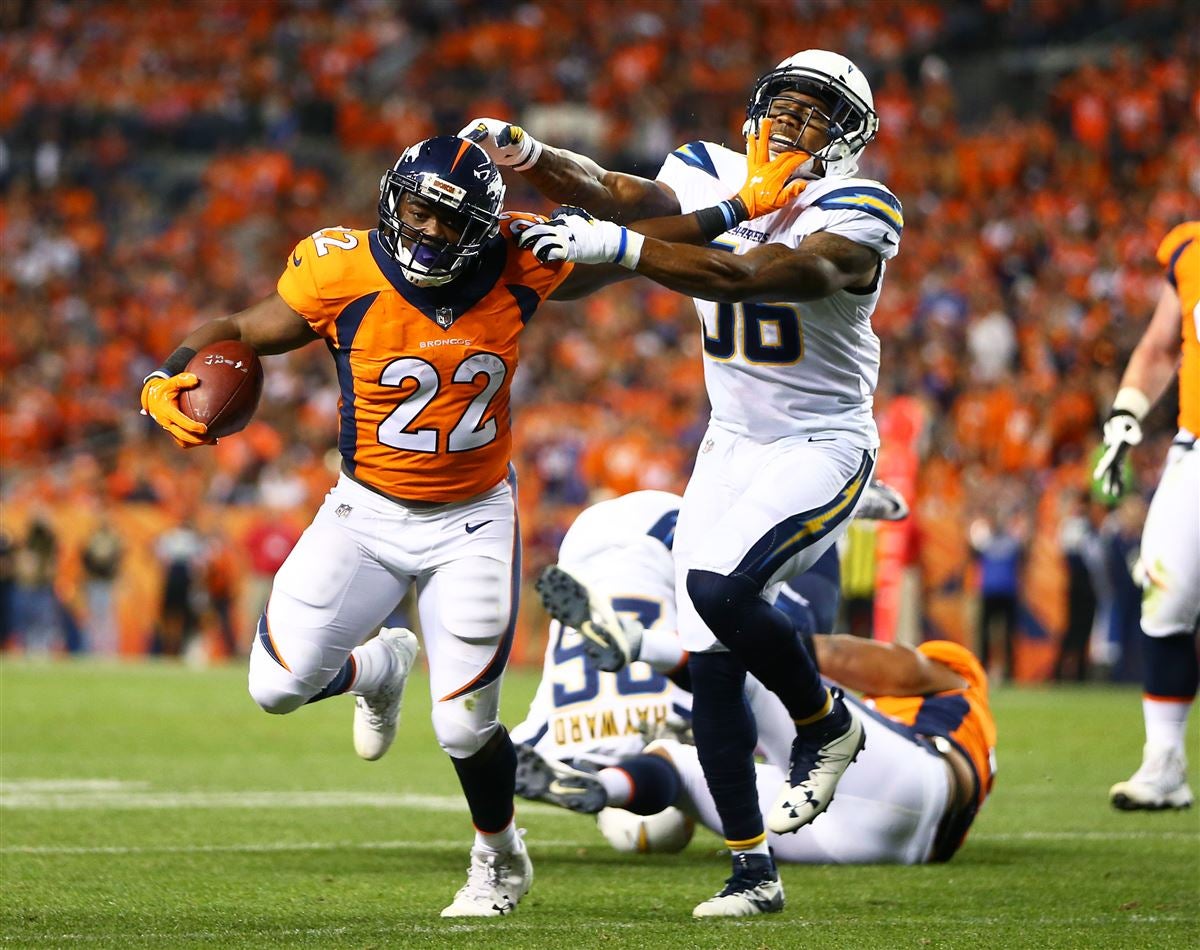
378, 136, 506, 286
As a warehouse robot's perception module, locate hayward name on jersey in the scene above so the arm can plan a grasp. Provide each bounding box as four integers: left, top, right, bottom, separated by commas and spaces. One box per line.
277, 216, 571, 502
657, 141, 902, 447
512, 491, 689, 760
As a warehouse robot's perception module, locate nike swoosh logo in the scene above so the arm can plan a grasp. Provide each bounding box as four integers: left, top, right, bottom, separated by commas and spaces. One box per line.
808, 436, 836, 442
292, 253, 302, 266
465, 521, 493, 534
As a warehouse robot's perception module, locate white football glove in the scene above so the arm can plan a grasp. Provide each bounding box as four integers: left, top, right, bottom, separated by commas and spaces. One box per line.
457, 117, 542, 170
1093, 410, 1143, 497
516, 206, 644, 268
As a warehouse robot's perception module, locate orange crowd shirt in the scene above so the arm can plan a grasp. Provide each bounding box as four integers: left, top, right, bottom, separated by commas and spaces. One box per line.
277, 215, 572, 502
1156, 221, 1200, 435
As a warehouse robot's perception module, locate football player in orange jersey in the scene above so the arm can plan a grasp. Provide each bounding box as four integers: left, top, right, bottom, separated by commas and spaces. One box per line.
1095, 221, 1199, 812
139, 134, 810, 917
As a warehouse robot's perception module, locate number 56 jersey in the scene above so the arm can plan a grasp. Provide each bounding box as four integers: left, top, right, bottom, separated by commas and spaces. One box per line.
277, 217, 572, 502
657, 141, 902, 448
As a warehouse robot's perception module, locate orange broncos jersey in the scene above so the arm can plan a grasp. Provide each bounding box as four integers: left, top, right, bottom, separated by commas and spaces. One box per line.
866, 640, 997, 817
277, 216, 572, 502
1156, 221, 1200, 434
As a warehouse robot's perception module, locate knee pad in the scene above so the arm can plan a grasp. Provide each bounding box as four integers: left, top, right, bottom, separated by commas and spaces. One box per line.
686, 569, 759, 635
433, 696, 500, 758
247, 615, 327, 714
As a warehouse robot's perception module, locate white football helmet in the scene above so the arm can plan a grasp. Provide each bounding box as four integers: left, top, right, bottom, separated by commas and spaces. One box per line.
595, 806, 696, 854
743, 49, 879, 179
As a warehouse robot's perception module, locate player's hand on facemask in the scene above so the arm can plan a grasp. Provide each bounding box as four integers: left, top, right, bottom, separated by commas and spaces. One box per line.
458, 118, 542, 171
517, 206, 643, 269
1093, 410, 1143, 497
140, 373, 211, 448
735, 117, 813, 219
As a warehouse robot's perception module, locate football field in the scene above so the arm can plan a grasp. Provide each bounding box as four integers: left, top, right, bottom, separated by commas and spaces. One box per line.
2, 660, 1197, 949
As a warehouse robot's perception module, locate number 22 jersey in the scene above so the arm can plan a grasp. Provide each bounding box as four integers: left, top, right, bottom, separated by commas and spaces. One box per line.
277, 217, 572, 502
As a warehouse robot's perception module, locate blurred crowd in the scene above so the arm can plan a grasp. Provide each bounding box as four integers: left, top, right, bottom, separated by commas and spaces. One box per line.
1, 0, 1197, 672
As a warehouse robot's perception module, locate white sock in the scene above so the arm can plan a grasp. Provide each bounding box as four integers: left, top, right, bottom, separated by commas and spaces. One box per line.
476, 821, 516, 852
1143, 697, 1193, 753
349, 635, 398, 696
597, 767, 634, 807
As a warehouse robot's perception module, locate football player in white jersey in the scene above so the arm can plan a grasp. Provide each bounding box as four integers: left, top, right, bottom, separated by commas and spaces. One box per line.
518, 490, 994, 877
462, 49, 899, 916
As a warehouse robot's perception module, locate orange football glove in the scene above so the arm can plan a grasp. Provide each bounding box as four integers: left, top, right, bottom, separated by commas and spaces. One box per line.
140, 373, 211, 448
735, 118, 812, 219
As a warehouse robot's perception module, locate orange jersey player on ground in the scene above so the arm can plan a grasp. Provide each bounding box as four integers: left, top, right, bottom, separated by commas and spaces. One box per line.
1096, 220, 1199, 812
138, 136, 592, 920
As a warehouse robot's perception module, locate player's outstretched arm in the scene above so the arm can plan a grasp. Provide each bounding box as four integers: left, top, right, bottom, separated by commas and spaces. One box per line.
460, 117, 680, 223
811, 635, 968, 697
140, 293, 317, 447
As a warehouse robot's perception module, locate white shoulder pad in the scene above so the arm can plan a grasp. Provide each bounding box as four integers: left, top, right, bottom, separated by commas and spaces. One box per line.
798, 177, 903, 259
656, 141, 744, 214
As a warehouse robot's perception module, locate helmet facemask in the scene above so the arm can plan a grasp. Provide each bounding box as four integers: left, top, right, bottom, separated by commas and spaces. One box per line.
377, 155, 503, 287
744, 59, 879, 179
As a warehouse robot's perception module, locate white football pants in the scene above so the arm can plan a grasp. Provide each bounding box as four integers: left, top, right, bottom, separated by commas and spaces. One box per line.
247, 472, 519, 758
674, 423, 875, 652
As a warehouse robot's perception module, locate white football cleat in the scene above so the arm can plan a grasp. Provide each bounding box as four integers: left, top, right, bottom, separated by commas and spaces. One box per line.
768, 689, 865, 834
535, 564, 642, 672
692, 852, 784, 918
855, 479, 910, 522
352, 628, 419, 761
1110, 744, 1194, 811
440, 833, 533, 918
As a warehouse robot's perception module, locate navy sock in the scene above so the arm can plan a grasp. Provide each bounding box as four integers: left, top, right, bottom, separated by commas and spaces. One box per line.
617, 754, 682, 815
689, 651, 763, 843
1143, 632, 1200, 699
451, 726, 517, 834
687, 568, 827, 721
305, 659, 354, 704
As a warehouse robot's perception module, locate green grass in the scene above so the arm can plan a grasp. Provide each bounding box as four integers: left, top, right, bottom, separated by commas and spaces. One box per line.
1, 660, 1197, 949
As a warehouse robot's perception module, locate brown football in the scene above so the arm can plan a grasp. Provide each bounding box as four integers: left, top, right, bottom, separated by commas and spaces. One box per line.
178, 340, 264, 439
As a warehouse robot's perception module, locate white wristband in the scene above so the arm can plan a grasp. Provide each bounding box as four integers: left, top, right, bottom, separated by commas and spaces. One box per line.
1112, 387, 1151, 421
512, 136, 543, 172
615, 228, 644, 270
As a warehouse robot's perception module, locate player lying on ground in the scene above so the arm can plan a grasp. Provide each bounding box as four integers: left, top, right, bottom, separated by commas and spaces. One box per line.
510, 488, 970, 916
139, 134, 809, 917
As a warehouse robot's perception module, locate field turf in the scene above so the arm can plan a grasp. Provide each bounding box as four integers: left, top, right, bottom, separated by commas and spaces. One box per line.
1, 659, 1197, 948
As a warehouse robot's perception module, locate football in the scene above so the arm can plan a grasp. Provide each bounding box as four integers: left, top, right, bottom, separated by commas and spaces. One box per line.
179, 340, 264, 439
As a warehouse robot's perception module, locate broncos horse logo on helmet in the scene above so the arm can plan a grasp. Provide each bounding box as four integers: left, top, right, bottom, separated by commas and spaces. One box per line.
378, 136, 506, 287
744, 49, 879, 179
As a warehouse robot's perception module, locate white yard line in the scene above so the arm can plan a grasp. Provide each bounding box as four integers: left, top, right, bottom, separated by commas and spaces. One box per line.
3, 830, 1195, 857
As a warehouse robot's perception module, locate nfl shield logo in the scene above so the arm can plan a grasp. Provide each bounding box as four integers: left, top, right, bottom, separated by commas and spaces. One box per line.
436, 307, 454, 328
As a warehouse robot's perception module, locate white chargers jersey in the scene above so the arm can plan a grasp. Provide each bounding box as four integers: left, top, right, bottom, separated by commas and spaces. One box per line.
656, 141, 902, 447
512, 491, 690, 761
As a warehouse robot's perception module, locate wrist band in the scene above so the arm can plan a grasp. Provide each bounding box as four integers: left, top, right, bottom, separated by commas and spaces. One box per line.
160, 346, 197, 378
615, 228, 644, 269
694, 197, 749, 240
1112, 387, 1151, 422
512, 137, 543, 172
